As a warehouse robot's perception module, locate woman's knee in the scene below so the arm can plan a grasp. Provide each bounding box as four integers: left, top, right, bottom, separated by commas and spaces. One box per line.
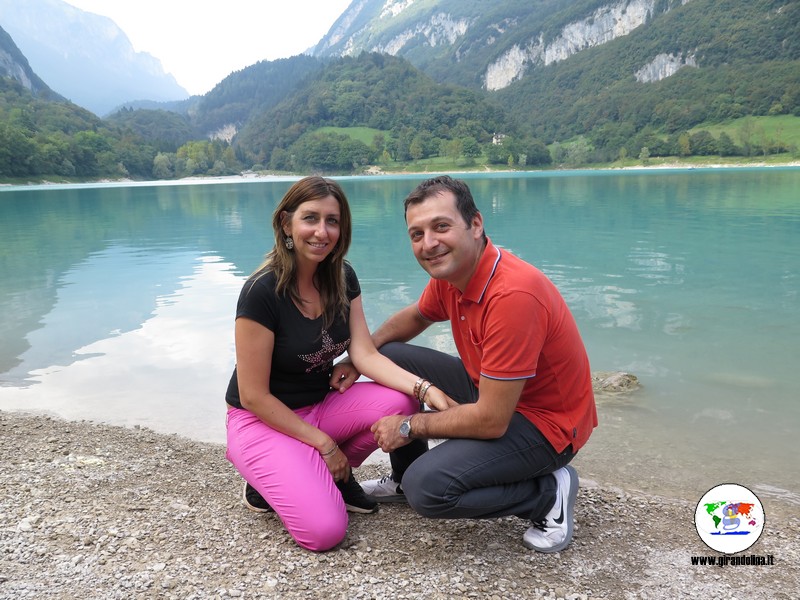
293, 518, 348, 552
285, 504, 348, 552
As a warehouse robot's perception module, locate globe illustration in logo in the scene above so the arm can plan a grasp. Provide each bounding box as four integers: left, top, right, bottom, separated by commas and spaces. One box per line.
694, 483, 765, 554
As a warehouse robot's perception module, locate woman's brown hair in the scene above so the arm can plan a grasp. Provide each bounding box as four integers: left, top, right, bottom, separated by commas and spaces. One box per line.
252, 176, 353, 330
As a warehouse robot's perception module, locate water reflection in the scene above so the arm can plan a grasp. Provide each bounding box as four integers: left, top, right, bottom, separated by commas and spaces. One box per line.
0, 254, 241, 442
1, 170, 799, 500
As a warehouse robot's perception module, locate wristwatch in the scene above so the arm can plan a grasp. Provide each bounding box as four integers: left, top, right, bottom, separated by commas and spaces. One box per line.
399, 416, 413, 438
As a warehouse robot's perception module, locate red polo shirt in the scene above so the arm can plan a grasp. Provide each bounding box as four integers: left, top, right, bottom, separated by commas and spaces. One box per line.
416, 238, 597, 452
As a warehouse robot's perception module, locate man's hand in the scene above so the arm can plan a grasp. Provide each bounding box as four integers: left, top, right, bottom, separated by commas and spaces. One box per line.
371, 415, 413, 453
330, 359, 360, 393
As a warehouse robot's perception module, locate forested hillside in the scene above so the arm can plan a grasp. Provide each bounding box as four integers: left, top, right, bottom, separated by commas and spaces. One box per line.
1, 0, 799, 181
234, 53, 550, 172
0, 77, 158, 179
193, 56, 324, 137
495, 0, 800, 161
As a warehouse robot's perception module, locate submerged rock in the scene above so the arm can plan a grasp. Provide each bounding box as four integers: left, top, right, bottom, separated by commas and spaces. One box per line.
592, 371, 640, 394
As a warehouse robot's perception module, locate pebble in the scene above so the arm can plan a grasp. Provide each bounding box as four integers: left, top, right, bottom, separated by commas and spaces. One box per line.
1, 411, 796, 599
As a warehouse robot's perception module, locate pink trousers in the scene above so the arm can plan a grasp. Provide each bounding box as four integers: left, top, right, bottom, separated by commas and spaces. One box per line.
226, 382, 417, 551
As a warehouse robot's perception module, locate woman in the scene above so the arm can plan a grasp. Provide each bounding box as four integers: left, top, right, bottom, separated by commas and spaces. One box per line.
225, 176, 450, 552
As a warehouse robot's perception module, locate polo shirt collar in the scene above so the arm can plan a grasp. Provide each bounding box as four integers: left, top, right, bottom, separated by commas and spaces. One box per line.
461, 237, 501, 304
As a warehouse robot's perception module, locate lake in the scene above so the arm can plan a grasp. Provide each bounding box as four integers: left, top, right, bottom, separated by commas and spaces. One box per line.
1, 169, 798, 508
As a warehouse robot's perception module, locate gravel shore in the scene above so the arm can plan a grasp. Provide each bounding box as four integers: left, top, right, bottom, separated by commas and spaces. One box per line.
1, 410, 798, 599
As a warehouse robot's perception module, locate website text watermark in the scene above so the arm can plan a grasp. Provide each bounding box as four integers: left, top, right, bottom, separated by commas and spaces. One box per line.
690, 554, 775, 567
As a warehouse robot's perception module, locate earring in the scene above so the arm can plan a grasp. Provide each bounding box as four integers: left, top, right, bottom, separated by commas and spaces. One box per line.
284, 236, 294, 250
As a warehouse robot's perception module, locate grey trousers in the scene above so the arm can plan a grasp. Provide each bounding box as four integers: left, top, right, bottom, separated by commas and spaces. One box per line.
380, 342, 575, 522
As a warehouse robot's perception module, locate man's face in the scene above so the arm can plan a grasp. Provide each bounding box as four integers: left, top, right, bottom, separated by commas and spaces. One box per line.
405, 190, 484, 291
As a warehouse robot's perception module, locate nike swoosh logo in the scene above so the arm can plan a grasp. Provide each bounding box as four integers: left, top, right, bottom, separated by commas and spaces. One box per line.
553, 503, 564, 525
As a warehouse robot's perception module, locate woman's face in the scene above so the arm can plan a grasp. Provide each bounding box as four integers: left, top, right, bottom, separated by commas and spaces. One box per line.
283, 195, 341, 267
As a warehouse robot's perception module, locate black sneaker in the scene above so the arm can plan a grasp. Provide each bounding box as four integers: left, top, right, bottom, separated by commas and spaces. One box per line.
337, 477, 379, 514
242, 481, 273, 513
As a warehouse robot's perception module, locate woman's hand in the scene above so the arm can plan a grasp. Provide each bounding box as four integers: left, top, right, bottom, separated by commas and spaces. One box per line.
330, 358, 360, 393
421, 385, 458, 412
321, 444, 351, 481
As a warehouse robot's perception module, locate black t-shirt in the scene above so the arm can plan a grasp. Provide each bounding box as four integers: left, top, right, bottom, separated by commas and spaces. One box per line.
225, 263, 360, 410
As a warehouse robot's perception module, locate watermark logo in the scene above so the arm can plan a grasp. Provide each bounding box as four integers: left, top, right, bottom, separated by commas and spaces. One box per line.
694, 483, 765, 554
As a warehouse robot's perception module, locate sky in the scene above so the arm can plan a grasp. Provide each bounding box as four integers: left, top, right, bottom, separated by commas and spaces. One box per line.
63, 0, 354, 96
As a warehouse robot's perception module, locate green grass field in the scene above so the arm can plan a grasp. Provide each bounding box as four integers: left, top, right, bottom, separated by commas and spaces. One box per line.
690, 115, 800, 148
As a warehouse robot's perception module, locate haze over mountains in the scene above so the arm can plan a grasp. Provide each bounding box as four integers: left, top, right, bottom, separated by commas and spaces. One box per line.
0, 0, 188, 116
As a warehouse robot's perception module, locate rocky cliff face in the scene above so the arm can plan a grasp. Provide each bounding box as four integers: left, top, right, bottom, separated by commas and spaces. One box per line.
634, 52, 698, 83
377, 13, 469, 55
315, 0, 698, 92
0, 25, 55, 97
0, 49, 32, 90
485, 0, 694, 90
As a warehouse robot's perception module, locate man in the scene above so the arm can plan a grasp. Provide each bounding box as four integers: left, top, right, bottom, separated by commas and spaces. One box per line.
334, 175, 597, 553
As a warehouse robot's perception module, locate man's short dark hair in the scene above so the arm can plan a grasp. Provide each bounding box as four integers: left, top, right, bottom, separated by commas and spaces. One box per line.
404, 176, 485, 239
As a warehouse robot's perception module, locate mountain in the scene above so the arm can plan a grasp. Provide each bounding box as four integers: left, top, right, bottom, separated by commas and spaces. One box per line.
191, 56, 325, 140
0, 25, 60, 99
234, 52, 523, 171
312, 0, 800, 145
103, 55, 325, 149
313, 0, 799, 91
0, 0, 188, 116
2, 0, 798, 181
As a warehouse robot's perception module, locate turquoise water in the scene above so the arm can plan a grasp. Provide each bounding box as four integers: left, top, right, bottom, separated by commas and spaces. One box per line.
1, 169, 798, 506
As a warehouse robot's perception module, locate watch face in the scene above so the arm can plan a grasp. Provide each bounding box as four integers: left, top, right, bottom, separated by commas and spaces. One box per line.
399, 418, 411, 437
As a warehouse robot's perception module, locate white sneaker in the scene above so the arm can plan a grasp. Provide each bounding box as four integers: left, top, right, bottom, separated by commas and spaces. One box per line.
361, 473, 407, 503
522, 465, 579, 553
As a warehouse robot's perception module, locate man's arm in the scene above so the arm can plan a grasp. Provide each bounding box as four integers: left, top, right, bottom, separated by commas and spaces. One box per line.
372, 377, 526, 451
371, 302, 432, 348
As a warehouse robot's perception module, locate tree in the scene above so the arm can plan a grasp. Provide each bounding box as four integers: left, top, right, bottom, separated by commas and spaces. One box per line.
677, 134, 691, 157
739, 118, 756, 156
485, 142, 509, 165
461, 136, 482, 158
152, 153, 173, 179
0, 124, 35, 176
524, 139, 552, 165
445, 139, 463, 161
565, 138, 591, 166
372, 133, 386, 153
716, 132, 740, 156
689, 131, 716, 156
269, 147, 292, 171
409, 136, 424, 160
638, 146, 650, 165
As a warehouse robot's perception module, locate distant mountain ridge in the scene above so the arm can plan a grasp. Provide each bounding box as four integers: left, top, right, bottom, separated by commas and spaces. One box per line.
312, 0, 800, 143
313, 0, 799, 89
312, 0, 685, 89
0, 0, 188, 116
1, 0, 798, 181
0, 24, 59, 99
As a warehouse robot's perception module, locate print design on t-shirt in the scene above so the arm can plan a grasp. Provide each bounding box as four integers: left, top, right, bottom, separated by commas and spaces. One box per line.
299, 329, 350, 373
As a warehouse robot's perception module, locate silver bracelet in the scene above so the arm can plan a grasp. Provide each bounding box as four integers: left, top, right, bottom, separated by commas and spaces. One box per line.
321, 444, 338, 457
